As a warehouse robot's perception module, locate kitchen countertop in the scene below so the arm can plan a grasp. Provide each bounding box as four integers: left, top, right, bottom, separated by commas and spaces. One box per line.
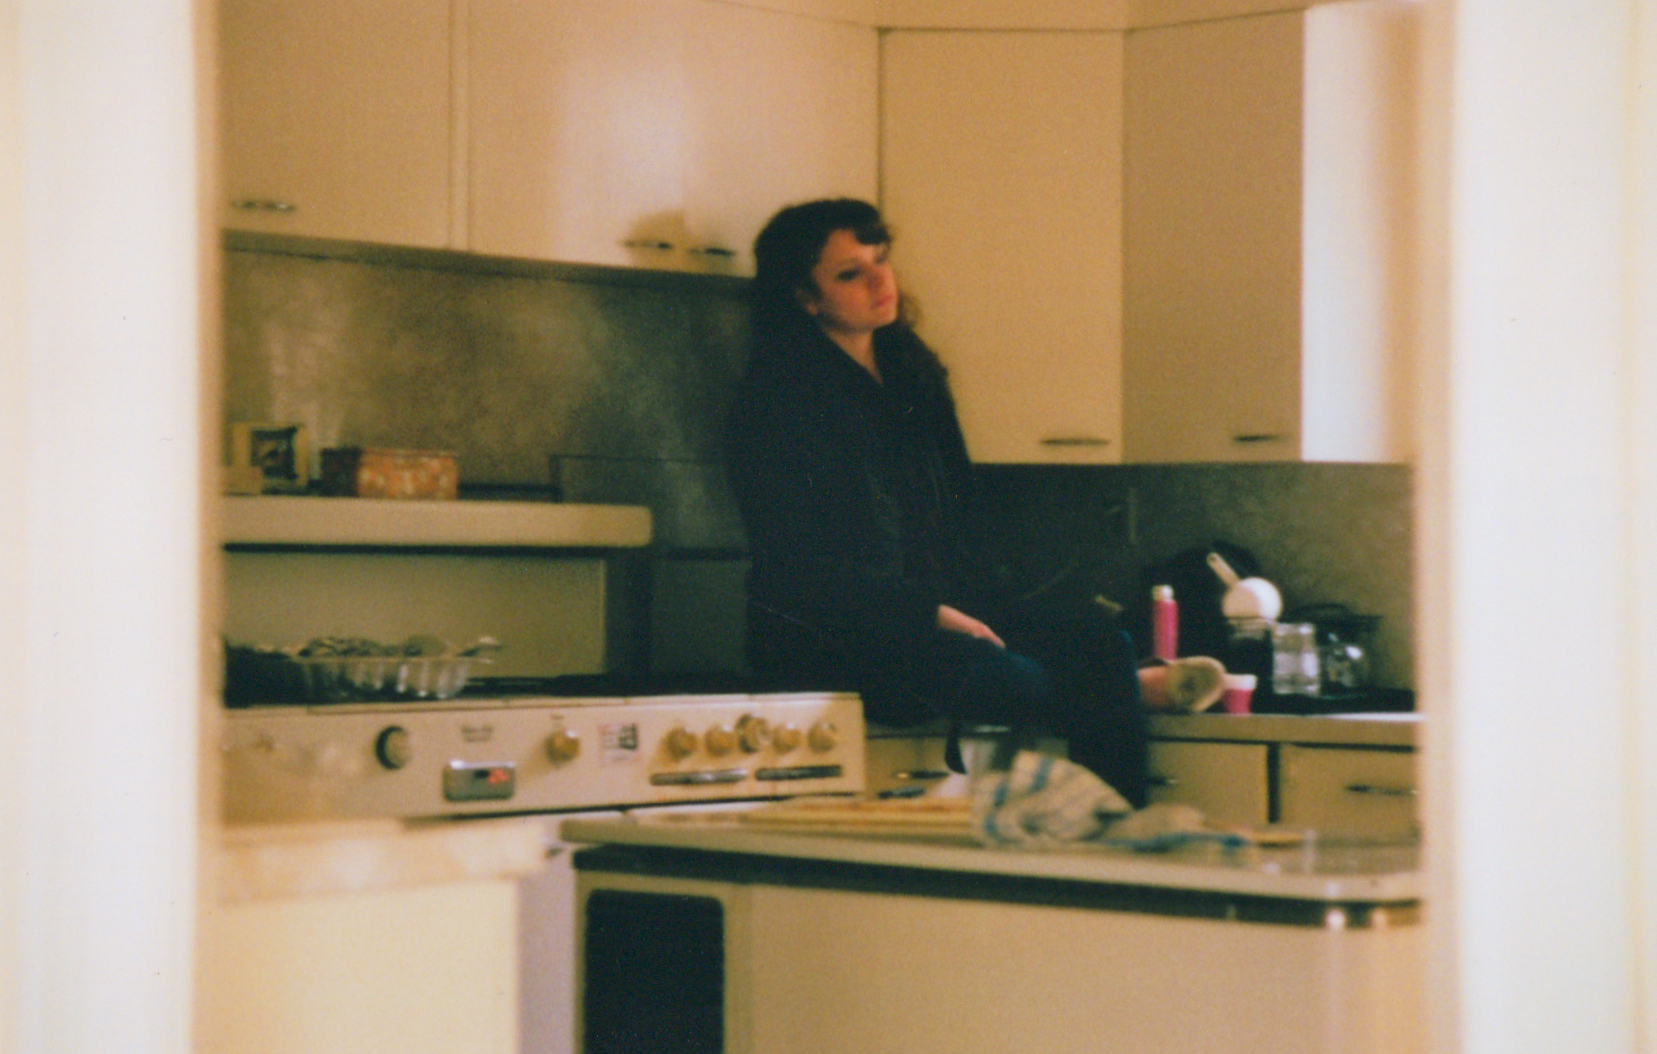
560, 810, 1421, 905
221, 495, 652, 549
1146, 710, 1420, 747
215, 816, 551, 903
872, 711, 1420, 748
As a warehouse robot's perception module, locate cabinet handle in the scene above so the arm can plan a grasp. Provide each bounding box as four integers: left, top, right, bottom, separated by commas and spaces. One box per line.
687, 245, 736, 258
1344, 783, 1416, 798
621, 239, 674, 251
1231, 433, 1287, 444
1040, 436, 1111, 447
230, 199, 297, 214
892, 769, 951, 781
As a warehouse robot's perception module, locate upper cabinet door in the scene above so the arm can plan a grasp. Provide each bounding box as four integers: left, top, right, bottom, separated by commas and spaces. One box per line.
220, 0, 455, 248
468, 0, 688, 269
882, 31, 1125, 464
1122, 3, 1419, 463
680, 3, 879, 272
470, 0, 877, 274
1121, 13, 1305, 463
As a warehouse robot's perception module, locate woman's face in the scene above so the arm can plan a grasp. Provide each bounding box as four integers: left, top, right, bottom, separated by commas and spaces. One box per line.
800, 228, 899, 338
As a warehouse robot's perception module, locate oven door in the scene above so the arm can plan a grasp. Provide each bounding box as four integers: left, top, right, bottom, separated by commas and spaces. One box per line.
575, 865, 751, 1054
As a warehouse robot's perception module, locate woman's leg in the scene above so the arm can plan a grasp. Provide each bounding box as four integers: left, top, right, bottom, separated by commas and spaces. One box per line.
862, 625, 1148, 807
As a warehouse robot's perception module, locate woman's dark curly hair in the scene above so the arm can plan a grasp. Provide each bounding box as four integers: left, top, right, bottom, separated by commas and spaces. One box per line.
750, 198, 927, 346
748, 198, 945, 388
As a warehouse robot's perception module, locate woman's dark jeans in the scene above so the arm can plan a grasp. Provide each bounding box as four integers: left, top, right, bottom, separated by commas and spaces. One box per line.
859, 617, 1150, 808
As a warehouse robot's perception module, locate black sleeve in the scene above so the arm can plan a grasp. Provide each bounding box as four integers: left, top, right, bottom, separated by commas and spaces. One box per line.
728, 383, 939, 658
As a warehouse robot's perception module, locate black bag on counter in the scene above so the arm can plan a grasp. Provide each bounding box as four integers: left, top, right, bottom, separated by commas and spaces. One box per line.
1131, 540, 1262, 662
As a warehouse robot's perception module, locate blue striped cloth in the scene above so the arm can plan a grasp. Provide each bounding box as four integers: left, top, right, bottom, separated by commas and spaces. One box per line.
970, 750, 1133, 846
970, 750, 1235, 850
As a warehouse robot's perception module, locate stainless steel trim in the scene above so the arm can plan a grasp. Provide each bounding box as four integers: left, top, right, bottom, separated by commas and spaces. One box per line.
755, 764, 844, 782
649, 768, 749, 786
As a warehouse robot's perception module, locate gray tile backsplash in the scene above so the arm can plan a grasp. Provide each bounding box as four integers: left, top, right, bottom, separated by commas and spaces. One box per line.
223, 239, 748, 541
224, 240, 1414, 686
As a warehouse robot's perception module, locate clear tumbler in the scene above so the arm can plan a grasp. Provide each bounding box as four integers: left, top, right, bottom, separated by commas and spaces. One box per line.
1271, 622, 1321, 697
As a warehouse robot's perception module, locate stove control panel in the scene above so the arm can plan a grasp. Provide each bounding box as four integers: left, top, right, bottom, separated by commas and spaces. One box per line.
222, 692, 866, 823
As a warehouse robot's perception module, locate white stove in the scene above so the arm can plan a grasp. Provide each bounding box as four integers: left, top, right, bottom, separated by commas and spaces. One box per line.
222, 688, 866, 824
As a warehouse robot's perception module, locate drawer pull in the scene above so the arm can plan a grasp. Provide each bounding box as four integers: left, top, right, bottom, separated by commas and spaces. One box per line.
1344, 783, 1416, 798
1232, 433, 1288, 444
892, 770, 952, 781
1040, 436, 1111, 447
230, 198, 297, 214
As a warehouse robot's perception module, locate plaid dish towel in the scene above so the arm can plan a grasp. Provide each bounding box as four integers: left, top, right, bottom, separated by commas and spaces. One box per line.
971, 749, 1249, 850
971, 750, 1134, 846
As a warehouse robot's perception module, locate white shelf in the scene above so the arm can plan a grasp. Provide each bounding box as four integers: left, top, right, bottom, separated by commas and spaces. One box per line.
221, 496, 652, 549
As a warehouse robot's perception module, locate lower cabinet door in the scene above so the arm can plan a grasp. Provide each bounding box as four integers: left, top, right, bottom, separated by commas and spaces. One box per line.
1279, 745, 1419, 839
1145, 740, 1270, 828
863, 736, 955, 798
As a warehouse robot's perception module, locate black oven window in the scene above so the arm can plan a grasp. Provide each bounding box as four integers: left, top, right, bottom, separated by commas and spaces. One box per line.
583, 891, 724, 1054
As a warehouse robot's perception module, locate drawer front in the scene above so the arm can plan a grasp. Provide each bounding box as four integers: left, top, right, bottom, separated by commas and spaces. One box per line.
1146, 741, 1270, 828
1279, 745, 1419, 838
864, 737, 954, 797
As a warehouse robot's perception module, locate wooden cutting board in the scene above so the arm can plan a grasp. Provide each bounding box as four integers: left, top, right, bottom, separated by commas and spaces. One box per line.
738, 796, 974, 830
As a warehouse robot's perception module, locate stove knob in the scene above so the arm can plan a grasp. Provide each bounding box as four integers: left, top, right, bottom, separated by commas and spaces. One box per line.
665, 726, 698, 760
375, 726, 412, 770
704, 725, 737, 757
771, 723, 802, 754
545, 728, 580, 764
736, 715, 771, 753
808, 720, 839, 753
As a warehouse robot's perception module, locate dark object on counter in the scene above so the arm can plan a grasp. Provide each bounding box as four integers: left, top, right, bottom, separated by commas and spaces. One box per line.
223, 644, 308, 707
1133, 541, 1262, 661
1251, 686, 1414, 715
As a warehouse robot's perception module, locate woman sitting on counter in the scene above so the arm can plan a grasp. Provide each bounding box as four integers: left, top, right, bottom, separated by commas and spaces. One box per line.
727, 198, 1208, 807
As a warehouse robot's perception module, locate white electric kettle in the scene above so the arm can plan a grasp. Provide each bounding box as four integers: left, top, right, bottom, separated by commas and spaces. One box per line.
1207, 551, 1283, 621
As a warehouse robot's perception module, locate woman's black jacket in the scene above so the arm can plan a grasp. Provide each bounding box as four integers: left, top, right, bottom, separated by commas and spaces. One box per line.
727, 323, 991, 681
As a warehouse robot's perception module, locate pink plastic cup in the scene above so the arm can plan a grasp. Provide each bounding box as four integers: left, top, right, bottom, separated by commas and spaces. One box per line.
1221, 674, 1257, 715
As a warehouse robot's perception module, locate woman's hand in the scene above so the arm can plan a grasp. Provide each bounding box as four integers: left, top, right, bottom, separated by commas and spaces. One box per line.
937, 604, 1005, 648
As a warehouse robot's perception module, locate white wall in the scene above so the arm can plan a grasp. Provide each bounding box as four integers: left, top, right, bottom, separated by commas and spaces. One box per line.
0, 1, 210, 1051
1418, 1, 1657, 1051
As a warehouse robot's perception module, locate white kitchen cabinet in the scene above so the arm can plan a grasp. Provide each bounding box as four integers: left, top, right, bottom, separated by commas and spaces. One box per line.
1146, 739, 1270, 828
469, 0, 877, 274
1121, 2, 1419, 462
881, 2, 1417, 465
219, 0, 457, 248
1279, 743, 1418, 838
199, 819, 546, 1054
222, 0, 875, 272
881, 31, 1125, 463
680, 2, 879, 274
874, 0, 1332, 29
1147, 712, 1420, 837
